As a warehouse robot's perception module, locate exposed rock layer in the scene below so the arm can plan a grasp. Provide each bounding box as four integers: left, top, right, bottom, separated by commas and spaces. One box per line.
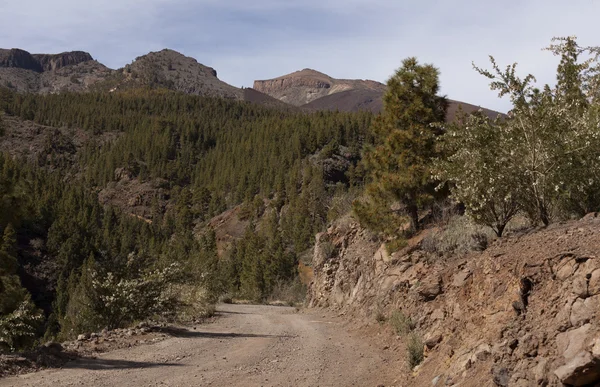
308, 214, 600, 386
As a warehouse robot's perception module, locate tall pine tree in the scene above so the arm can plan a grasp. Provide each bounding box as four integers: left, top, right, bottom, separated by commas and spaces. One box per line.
355, 57, 447, 234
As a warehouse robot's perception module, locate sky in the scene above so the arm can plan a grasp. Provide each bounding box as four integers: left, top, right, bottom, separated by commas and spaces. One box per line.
1, 0, 599, 112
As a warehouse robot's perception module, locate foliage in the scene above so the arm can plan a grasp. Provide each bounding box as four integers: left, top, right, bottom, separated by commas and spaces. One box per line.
355, 57, 447, 235
406, 332, 424, 369
437, 37, 600, 234
389, 309, 414, 336
0, 299, 43, 351
421, 215, 494, 255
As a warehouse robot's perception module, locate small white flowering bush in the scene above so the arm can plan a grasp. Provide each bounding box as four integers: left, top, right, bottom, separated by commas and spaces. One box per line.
61, 259, 184, 335
0, 299, 43, 351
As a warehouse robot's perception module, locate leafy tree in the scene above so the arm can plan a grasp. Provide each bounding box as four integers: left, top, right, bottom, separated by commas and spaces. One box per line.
439, 37, 600, 234
435, 112, 519, 236
355, 57, 447, 234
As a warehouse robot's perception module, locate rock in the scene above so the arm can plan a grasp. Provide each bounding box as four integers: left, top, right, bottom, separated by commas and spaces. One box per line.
474, 343, 492, 361
491, 365, 510, 386
43, 342, 63, 352
554, 350, 600, 386
515, 333, 538, 358
570, 296, 599, 327
77, 334, 88, 341
424, 334, 443, 349
557, 324, 592, 360
418, 275, 442, 301
432, 375, 441, 386
581, 212, 599, 221
572, 277, 589, 298
430, 308, 445, 321
452, 269, 471, 287
589, 269, 600, 296
533, 357, 548, 385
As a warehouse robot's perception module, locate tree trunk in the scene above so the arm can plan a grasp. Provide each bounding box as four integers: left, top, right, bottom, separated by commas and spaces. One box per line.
407, 203, 419, 233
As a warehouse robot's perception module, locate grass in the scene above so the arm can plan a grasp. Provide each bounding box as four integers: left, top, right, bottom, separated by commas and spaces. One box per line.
389, 310, 414, 336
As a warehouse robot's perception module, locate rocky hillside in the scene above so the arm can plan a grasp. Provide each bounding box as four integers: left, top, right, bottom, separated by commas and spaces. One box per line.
0, 48, 111, 94
253, 68, 386, 106
0, 48, 284, 104
309, 213, 600, 386
101, 49, 242, 99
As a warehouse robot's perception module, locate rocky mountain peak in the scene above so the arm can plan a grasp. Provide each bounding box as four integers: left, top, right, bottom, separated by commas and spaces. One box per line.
253, 69, 386, 106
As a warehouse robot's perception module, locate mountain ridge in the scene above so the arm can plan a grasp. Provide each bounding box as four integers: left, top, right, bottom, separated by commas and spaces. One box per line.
0, 47, 501, 117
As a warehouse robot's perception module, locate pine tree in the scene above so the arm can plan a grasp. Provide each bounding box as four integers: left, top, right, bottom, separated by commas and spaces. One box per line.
355, 58, 447, 234
1, 223, 17, 258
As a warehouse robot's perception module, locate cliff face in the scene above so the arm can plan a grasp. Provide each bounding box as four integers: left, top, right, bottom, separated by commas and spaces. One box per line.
32, 51, 93, 71
253, 69, 385, 106
309, 213, 600, 386
0, 49, 93, 72
0, 49, 43, 72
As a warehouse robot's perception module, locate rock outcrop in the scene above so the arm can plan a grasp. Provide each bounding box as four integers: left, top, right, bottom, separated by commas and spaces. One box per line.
0, 49, 43, 72
308, 213, 600, 386
32, 51, 93, 71
0, 49, 93, 72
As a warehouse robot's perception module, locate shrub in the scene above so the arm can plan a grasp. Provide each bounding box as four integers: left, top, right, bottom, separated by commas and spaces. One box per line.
406, 333, 424, 369
268, 278, 306, 306
0, 299, 43, 351
421, 215, 495, 256
375, 309, 387, 324
60, 259, 184, 337
389, 310, 414, 336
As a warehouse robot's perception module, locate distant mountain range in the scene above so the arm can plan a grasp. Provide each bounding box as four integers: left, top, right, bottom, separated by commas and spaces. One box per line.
0, 47, 502, 119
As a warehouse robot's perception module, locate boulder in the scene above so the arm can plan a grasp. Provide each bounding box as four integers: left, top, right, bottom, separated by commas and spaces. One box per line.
491, 365, 510, 386
451, 269, 472, 288
554, 350, 600, 386
418, 275, 442, 301
556, 324, 591, 360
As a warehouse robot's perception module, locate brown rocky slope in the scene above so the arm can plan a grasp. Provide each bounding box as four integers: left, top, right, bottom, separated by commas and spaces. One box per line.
308, 213, 600, 386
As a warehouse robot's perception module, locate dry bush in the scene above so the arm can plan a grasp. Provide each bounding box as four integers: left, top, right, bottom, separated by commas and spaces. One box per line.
267, 278, 306, 306
421, 215, 496, 256
389, 310, 414, 336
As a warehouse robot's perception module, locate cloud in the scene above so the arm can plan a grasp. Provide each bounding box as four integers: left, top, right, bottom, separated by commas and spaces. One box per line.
1, 0, 599, 111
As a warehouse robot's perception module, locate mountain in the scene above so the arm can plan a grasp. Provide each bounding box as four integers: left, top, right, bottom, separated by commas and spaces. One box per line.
253, 68, 386, 106
254, 69, 504, 120
0, 48, 287, 106
0, 48, 111, 94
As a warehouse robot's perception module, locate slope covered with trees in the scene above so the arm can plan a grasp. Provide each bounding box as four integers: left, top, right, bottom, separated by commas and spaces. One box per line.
0, 87, 372, 348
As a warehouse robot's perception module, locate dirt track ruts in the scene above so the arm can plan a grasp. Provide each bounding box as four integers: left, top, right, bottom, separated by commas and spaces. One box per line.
1, 304, 401, 387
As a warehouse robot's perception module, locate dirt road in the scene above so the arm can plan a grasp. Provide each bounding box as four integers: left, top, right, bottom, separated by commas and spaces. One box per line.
1, 304, 402, 387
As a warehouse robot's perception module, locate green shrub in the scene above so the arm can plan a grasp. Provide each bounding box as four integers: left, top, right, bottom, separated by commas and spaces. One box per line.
406, 333, 424, 369
389, 310, 414, 336
0, 299, 43, 351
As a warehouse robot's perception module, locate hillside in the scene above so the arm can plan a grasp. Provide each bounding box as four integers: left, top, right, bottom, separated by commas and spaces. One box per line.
309, 213, 600, 386
0, 48, 283, 106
